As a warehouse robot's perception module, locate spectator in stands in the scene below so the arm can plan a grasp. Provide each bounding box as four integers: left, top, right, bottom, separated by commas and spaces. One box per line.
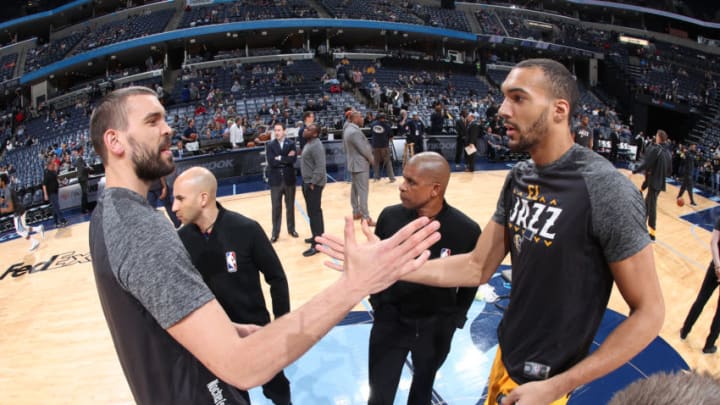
573, 115, 593, 149
183, 119, 199, 143
267, 123, 298, 243
229, 119, 244, 149
406, 111, 426, 153
0, 173, 44, 251
609, 125, 620, 162
174, 140, 188, 159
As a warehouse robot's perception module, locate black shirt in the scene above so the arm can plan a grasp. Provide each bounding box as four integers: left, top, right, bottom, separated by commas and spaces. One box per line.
573, 125, 591, 148
178, 203, 290, 325
370, 201, 481, 322
43, 169, 59, 194
370, 120, 392, 148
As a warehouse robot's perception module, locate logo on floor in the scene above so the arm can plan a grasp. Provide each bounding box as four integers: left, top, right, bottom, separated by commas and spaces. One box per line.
0, 250, 91, 281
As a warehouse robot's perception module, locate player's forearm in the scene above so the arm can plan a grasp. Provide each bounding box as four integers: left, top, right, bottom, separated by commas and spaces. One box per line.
547, 303, 664, 398
228, 274, 364, 388
403, 253, 482, 287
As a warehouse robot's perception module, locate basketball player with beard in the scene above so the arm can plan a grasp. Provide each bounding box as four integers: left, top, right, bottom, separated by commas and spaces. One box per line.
319, 59, 664, 405
88, 86, 441, 405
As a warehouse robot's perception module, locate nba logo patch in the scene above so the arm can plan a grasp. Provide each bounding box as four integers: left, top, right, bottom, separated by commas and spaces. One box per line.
225, 251, 237, 273
440, 248, 451, 258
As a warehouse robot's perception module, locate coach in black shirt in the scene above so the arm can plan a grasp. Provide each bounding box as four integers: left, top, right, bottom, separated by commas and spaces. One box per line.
174, 167, 292, 405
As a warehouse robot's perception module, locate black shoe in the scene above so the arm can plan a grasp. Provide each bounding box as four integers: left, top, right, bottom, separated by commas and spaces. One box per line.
680, 328, 688, 339
649, 233, 655, 241
302, 247, 319, 257
690, 202, 698, 206
703, 345, 717, 354
304, 237, 314, 244
289, 230, 299, 238
271, 235, 278, 243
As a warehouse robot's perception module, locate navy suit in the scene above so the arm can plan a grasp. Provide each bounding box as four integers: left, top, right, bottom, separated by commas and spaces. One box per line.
267, 137, 297, 237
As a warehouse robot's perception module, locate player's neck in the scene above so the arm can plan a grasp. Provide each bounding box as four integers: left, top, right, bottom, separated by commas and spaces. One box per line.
197, 205, 219, 234
104, 165, 150, 198
531, 129, 574, 167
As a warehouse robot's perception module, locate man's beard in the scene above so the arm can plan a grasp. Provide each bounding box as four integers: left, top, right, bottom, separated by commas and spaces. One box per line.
508, 109, 549, 153
128, 136, 175, 181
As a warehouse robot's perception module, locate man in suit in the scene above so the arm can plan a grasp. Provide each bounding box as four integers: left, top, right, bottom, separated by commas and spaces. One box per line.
173, 140, 188, 159
454, 110, 468, 169
267, 123, 298, 242
343, 110, 374, 224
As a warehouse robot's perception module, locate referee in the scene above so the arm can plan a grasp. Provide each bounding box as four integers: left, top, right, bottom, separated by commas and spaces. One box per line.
173, 167, 292, 405
368, 152, 481, 404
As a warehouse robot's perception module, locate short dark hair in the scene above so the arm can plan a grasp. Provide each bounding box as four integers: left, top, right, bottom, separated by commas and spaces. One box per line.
89, 86, 158, 163
303, 111, 314, 120
0, 173, 8, 186
515, 58, 579, 118
656, 129, 668, 142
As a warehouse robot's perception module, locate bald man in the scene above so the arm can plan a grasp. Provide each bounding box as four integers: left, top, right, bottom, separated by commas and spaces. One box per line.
343, 110, 374, 224
173, 167, 292, 405
367, 152, 481, 405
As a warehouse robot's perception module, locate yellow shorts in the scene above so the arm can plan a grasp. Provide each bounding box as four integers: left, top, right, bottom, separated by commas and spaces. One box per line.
484, 347, 569, 405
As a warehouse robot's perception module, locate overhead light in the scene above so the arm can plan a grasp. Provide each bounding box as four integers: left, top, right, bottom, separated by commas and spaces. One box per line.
110, 55, 116, 60
261, 31, 267, 36
190, 38, 196, 44
337, 29, 343, 34
298, 29, 304, 34
232, 33, 238, 38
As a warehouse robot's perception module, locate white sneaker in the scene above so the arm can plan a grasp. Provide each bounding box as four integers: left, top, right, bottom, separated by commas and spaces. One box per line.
39, 225, 45, 239
29, 239, 40, 251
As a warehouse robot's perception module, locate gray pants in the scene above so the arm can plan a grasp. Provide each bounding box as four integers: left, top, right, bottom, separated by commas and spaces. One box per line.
350, 171, 370, 218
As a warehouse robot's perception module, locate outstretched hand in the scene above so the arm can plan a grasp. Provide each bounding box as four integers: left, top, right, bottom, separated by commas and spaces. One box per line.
315, 217, 377, 271
317, 216, 440, 295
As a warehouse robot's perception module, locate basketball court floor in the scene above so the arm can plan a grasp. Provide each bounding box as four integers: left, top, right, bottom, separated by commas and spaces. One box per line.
0, 160, 717, 404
